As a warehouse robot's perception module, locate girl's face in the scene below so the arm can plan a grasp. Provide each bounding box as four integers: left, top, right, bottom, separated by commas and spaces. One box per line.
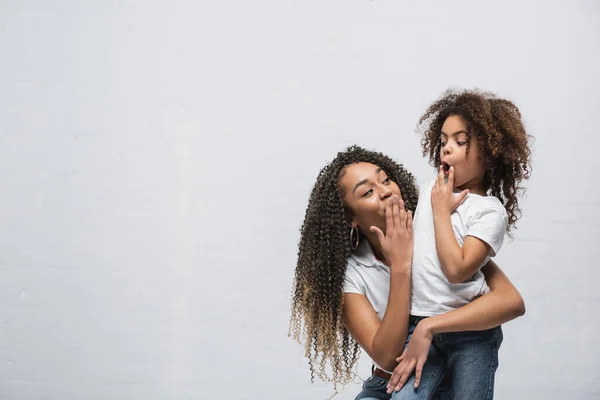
440, 115, 486, 193
339, 162, 402, 235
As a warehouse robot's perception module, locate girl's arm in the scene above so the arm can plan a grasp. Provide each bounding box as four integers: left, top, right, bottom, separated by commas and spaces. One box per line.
431, 167, 498, 283
433, 218, 492, 284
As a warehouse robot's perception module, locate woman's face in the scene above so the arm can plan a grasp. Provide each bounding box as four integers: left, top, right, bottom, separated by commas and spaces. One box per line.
339, 162, 402, 235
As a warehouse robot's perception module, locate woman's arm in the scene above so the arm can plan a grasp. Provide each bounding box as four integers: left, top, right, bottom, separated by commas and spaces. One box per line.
342, 197, 414, 372
420, 259, 525, 335
385, 260, 525, 392
342, 267, 411, 372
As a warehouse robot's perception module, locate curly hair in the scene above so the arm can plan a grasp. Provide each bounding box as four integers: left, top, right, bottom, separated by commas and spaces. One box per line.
289, 145, 419, 395
418, 89, 533, 233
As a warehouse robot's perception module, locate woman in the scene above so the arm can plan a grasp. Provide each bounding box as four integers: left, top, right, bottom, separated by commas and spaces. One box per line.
289, 145, 525, 399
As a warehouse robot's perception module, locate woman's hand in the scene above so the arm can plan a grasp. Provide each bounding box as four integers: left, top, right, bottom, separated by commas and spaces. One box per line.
370, 196, 413, 270
386, 321, 434, 393
431, 166, 469, 216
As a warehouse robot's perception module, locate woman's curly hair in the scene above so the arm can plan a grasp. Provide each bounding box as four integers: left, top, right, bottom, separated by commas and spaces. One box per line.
289, 145, 418, 394
418, 89, 533, 233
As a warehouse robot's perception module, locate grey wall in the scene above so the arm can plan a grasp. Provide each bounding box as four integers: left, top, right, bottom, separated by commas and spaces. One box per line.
0, 1, 598, 399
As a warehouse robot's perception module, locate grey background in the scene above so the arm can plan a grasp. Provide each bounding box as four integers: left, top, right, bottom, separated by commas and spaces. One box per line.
0, 0, 598, 399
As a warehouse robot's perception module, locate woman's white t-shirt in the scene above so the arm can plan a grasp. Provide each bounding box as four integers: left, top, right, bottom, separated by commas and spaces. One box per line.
343, 239, 391, 320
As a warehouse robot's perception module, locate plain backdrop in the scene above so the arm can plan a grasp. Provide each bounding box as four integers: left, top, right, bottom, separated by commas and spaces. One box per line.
1, 1, 599, 399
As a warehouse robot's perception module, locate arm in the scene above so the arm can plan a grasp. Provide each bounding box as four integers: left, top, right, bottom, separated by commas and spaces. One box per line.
420, 259, 525, 335
386, 259, 525, 392
433, 219, 491, 284
342, 196, 413, 371
342, 267, 411, 371
431, 167, 490, 283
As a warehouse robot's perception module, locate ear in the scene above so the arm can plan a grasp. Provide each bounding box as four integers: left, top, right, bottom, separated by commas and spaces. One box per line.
345, 209, 357, 228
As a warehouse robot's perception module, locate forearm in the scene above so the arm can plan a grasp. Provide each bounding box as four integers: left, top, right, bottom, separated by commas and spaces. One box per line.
371, 267, 411, 370
421, 287, 525, 335
433, 211, 471, 283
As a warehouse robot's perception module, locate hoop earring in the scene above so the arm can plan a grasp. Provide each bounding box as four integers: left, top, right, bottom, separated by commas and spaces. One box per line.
350, 226, 360, 250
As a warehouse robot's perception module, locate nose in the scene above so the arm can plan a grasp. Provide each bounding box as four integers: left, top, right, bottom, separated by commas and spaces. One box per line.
443, 142, 452, 155
380, 185, 393, 199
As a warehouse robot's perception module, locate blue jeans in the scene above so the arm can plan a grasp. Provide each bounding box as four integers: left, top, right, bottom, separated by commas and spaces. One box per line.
355, 369, 452, 400
391, 318, 503, 400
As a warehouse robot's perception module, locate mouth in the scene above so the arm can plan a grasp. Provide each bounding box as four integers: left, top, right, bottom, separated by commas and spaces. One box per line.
382, 195, 401, 214
442, 161, 451, 174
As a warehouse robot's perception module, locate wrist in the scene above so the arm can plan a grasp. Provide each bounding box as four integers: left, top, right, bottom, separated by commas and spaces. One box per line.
433, 208, 451, 220
389, 261, 412, 275
417, 318, 436, 338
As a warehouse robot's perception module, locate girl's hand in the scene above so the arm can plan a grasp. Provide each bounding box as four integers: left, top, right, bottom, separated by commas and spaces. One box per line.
386, 322, 434, 393
370, 195, 413, 270
431, 166, 469, 216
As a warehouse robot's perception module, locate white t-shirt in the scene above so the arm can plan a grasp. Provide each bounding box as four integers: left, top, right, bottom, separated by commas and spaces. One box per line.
411, 179, 508, 316
343, 240, 390, 321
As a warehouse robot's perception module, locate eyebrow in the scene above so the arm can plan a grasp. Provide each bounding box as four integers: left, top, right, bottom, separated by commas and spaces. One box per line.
441, 130, 468, 138
352, 167, 383, 194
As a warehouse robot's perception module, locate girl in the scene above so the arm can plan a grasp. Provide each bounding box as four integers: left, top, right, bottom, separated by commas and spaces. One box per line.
389, 90, 532, 399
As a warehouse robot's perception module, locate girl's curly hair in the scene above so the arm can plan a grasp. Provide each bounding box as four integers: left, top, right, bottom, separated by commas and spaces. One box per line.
418, 89, 533, 233
289, 145, 418, 394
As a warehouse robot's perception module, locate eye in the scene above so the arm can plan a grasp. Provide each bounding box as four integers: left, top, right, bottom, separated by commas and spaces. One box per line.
382, 177, 391, 185
457, 141, 467, 146
362, 189, 373, 197
440, 140, 447, 146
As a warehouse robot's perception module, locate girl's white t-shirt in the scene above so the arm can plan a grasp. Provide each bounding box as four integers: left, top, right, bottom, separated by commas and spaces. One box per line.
410, 179, 507, 316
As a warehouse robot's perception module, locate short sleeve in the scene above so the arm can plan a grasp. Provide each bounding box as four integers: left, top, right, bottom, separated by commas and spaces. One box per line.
343, 263, 364, 294
343, 276, 362, 294
467, 206, 507, 257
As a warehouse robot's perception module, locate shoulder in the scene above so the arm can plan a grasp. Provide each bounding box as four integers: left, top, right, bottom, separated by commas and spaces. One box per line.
462, 196, 508, 232
463, 196, 508, 256
462, 194, 506, 216
345, 254, 361, 275
343, 255, 367, 294
476, 196, 507, 220
345, 249, 370, 281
